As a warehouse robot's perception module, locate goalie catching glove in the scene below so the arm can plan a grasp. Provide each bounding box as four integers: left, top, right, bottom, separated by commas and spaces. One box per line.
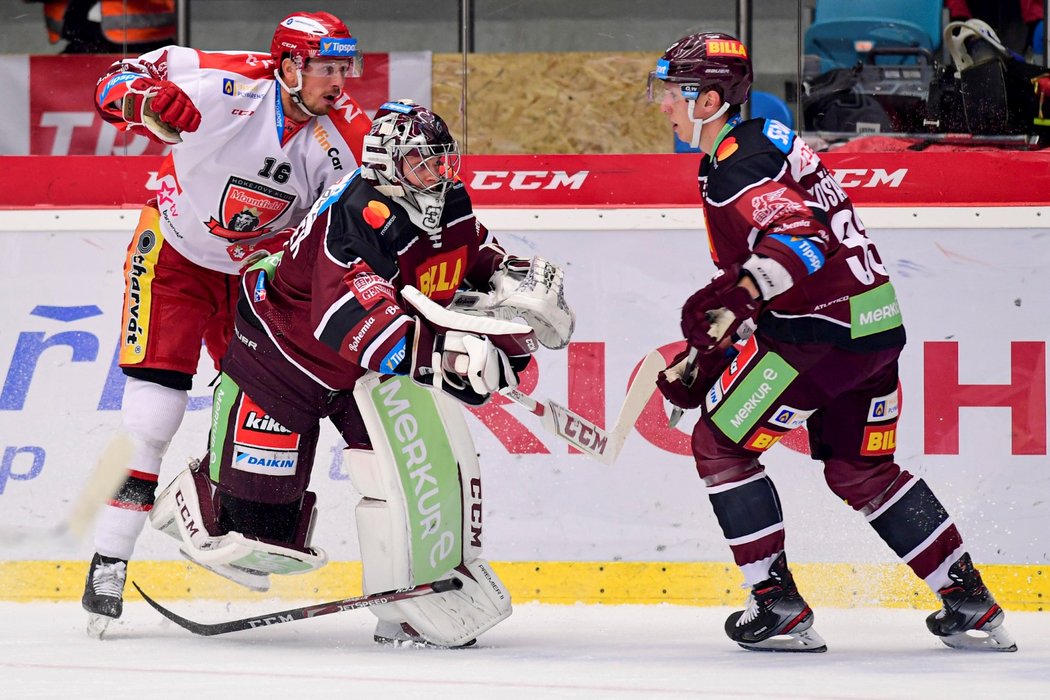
481, 256, 575, 350
122, 77, 201, 144
401, 286, 536, 406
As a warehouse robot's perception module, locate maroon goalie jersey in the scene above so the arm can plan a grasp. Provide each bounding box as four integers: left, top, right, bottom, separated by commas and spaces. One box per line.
699, 118, 906, 351
239, 174, 507, 391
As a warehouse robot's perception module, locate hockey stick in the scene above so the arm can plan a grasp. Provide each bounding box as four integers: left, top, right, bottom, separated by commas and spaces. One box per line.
667, 347, 699, 429
499, 350, 663, 466
0, 435, 133, 546
500, 388, 614, 464
132, 577, 464, 637
666, 314, 757, 429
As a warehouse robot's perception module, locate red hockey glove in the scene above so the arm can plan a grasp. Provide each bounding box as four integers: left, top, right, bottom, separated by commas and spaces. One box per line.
656, 345, 738, 410
123, 78, 201, 144
656, 348, 706, 410
681, 265, 759, 352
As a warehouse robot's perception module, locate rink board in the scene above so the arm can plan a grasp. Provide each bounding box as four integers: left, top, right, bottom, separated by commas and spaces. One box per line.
1, 205, 1049, 607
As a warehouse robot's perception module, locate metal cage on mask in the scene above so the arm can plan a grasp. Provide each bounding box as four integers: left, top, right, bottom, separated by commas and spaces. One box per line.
361, 101, 461, 233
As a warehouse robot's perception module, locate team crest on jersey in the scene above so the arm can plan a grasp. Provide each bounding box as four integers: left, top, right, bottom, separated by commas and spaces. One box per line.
751, 186, 805, 228
205, 176, 295, 240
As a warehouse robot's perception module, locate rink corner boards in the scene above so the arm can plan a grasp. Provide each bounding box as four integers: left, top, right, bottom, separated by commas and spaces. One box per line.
0, 560, 1045, 611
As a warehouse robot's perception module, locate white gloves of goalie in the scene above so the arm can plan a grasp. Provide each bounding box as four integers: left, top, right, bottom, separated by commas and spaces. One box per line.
454, 256, 575, 350
438, 331, 519, 400
402, 286, 535, 407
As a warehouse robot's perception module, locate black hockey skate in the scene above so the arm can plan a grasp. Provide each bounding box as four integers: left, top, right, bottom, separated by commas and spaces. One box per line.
725, 553, 827, 653
82, 553, 127, 639
926, 552, 1017, 652
373, 620, 476, 649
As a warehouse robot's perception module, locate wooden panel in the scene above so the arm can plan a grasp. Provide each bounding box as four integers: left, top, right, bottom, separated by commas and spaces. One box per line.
433, 51, 673, 154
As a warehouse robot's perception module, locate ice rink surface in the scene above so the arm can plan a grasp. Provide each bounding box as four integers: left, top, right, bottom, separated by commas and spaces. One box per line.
0, 601, 1045, 699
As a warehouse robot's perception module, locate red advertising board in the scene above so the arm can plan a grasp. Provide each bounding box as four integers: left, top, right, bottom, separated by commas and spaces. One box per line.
2, 151, 1049, 209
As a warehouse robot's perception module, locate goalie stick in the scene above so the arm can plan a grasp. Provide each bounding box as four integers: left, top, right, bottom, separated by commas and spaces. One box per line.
500, 350, 663, 466
132, 577, 463, 637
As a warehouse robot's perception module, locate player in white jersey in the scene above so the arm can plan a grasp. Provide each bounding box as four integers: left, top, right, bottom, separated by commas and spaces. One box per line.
80, 11, 372, 638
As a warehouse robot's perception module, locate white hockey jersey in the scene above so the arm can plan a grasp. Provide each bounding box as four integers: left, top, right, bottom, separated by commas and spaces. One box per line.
95, 46, 371, 273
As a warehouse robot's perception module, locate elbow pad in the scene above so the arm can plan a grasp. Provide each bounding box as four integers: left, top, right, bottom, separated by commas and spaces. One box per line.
742, 254, 794, 301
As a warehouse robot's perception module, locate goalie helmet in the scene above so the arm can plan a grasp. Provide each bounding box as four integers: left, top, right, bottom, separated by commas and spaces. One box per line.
648, 32, 753, 106
361, 100, 461, 233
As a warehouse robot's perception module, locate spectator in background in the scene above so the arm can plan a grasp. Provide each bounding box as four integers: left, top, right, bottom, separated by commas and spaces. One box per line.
944, 0, 1044, 54
27, 0, 176, 54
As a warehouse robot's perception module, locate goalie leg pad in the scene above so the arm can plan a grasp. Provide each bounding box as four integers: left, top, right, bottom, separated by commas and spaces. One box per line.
150, 467, 327, 590
351, 373, 507, 646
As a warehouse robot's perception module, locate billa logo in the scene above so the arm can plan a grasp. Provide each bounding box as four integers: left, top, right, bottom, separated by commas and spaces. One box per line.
861, 425, 897, 456
705, 39, 748, 58
416, 246, 468, 301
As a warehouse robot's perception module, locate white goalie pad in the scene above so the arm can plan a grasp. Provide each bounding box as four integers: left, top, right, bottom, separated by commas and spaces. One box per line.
350, 372, 510, 646
150, 468, 327, 591
488, 256, 575, 349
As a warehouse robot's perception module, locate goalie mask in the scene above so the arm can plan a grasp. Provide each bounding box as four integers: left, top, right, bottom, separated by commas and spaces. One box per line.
361, 100, 461, 233
648, 32, 753, 147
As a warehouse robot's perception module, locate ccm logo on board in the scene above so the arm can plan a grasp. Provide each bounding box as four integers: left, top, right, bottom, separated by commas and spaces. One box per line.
470, 170, 589, 190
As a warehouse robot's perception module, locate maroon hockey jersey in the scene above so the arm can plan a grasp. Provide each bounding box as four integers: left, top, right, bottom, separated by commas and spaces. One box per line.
239, 173, 508, 391
699, 118, 906, 350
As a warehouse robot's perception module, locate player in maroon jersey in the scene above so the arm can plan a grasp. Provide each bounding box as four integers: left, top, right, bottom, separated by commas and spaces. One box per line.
649, 32, 1015, 652
146, 100, 575, 648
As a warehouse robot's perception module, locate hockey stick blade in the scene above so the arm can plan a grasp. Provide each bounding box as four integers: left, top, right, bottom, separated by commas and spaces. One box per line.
132, 577, 463, 637
603, 350, 664, 462
500, 388, 615, 465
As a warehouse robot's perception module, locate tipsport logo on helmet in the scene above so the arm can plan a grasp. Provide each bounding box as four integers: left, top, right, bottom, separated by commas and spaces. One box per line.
319, 37, 357, 56
705, 39, 748, 58
655, 59, 670, 78
379, 100, 414, 114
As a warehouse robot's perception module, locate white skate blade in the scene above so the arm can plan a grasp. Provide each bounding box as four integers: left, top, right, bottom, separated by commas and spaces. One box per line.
86, 613, 113, 639
938, 624, 1018, 652
737, 627, 828, 653
179, 549, 271, 592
